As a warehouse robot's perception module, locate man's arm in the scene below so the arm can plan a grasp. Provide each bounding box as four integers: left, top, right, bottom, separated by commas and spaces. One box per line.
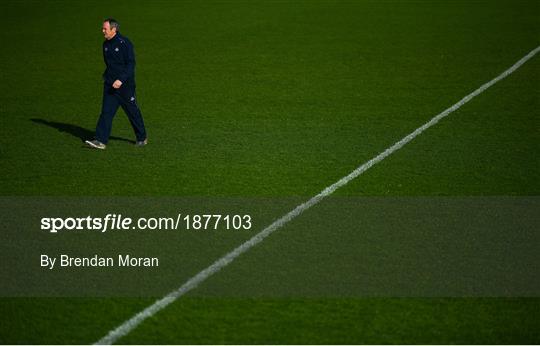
117, 39, 135, 84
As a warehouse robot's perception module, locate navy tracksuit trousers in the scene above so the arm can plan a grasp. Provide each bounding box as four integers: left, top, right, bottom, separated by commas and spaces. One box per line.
95, 82, 147, 144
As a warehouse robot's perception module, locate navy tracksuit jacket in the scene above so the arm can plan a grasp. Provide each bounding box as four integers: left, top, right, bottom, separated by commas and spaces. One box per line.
96, 32, 147, 144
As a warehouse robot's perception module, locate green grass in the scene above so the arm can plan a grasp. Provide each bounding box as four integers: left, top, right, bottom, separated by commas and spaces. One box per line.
1, 0, 538, 196
1, 298, 539, 344
1, 0, 539, 344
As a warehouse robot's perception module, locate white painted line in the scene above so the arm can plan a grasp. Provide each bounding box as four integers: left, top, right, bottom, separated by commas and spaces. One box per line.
95, 45, 540, 345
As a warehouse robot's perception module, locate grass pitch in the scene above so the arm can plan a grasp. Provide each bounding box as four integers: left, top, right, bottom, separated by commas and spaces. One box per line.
1, 0, 539, 344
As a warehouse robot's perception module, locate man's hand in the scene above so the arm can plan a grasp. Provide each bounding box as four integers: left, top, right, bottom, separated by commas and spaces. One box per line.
112, 80, 123, 89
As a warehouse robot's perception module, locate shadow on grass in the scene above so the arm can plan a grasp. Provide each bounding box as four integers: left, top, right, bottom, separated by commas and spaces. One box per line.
30, 118, 134, 144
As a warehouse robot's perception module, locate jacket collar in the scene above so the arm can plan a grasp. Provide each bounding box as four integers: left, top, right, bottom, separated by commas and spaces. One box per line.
106, 32, 122, 43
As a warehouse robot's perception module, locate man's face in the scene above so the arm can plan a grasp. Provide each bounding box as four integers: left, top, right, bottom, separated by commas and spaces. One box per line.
102, 21, 116, 40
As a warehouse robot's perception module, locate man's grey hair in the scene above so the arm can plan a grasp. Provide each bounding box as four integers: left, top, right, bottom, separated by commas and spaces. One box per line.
104, 18, 120, 31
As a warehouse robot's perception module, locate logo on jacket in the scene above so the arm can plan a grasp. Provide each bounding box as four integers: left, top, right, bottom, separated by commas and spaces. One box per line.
115, 47, 119, 52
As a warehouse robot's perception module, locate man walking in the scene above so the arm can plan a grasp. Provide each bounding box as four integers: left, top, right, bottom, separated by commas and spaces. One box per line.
86, 18, 147, 149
